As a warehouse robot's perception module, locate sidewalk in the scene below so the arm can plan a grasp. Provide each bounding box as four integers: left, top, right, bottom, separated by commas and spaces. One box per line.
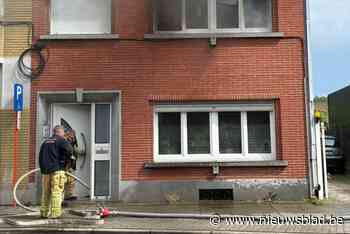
1, 201, 350, 234
1, 176, 350, 233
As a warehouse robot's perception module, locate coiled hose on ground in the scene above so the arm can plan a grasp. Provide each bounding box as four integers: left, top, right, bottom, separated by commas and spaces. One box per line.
13, 168, 90, 212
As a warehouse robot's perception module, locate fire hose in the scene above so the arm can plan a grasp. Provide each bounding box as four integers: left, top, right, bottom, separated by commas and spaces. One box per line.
13, 170, 264, 221
13, 169, 250, 221
13, 168, 90, 212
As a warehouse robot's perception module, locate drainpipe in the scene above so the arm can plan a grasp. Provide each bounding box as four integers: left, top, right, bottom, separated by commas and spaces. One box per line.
321, 122, 328, 198
304, 0, 317, 198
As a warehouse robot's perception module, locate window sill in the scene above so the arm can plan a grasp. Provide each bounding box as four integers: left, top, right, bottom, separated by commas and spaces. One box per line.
40, 34, 120, 40
144, 32, 284, 40
144, 160, 288, 169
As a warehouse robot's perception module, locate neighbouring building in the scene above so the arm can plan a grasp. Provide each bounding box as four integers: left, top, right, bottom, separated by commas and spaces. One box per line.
328, 85, 350, 174
28, 0, 310, 203
0, 0, 32, 204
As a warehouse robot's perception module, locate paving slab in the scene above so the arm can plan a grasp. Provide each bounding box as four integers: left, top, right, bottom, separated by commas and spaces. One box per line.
0, 175, 349, 233
0, 210, 349, 234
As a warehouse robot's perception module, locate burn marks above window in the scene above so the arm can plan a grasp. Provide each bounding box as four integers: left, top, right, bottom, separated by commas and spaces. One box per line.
154, 0, 272, 33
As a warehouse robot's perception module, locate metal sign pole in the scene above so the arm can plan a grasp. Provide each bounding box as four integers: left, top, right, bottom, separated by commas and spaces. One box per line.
12, 112, 20, 207
16, 111, 21, 130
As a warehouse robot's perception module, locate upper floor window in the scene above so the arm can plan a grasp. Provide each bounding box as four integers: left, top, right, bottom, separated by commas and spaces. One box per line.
154, 0, 272, 33
50, 0, 112, 34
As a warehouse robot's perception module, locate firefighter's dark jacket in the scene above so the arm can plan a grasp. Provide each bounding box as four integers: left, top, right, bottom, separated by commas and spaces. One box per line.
39, 135, 73, 175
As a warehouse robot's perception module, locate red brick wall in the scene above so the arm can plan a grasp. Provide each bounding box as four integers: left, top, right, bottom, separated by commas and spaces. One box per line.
31, 0, 308, 181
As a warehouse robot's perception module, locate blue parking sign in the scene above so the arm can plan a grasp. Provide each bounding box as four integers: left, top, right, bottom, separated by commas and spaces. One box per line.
14, 84, 23, 112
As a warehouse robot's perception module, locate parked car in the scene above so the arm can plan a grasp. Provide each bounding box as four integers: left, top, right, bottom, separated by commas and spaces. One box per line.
325, 136, 344, 174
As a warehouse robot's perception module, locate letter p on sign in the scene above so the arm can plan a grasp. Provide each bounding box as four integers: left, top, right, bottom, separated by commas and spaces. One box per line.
13, 84, 23, 112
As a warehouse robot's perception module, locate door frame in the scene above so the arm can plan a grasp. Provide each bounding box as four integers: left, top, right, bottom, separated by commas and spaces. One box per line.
48, 96, 121, 200
36, 90, 121, 202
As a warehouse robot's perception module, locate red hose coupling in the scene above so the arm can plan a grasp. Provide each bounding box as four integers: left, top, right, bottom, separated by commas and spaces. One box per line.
98, 207, 111, 218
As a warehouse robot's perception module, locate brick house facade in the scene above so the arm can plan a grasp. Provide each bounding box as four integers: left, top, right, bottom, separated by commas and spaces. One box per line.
29, 0, 310, 202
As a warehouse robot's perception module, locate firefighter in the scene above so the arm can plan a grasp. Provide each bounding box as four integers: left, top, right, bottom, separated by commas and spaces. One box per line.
39, 125, 73, 219
64, 130, 80, 201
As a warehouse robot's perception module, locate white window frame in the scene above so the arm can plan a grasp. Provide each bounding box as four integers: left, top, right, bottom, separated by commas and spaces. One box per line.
153, 0, 272, 34
0, 0, 4, 17
153, 103, 276, 163
50, 0, 112, 35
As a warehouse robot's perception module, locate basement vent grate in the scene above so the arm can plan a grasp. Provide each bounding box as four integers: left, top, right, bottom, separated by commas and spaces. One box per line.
199, 189, 234, 201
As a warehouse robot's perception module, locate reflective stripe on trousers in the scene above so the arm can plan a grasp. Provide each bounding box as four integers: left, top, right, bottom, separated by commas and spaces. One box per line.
40, 170, 66, 218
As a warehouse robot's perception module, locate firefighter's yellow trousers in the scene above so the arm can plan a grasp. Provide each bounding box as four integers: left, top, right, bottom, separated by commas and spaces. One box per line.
65, 168, 76, 198
40, 170, 66, 218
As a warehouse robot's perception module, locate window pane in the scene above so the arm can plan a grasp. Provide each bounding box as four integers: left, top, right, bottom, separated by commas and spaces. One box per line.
247, 112, 271, 153
216, 0, 239, 28
186, 0, 208, 29
158, 113, 181, 155
94, 160, 110, 197
243, 0, 270, 28
187, 112, 210, 154
156, 0, 182, 31
219, 112, 242, 153
95, 104, 110, 144
51, 0, 111, 34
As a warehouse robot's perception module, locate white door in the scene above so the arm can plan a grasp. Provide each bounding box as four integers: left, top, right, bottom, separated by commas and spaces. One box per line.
52, 104, 91, 199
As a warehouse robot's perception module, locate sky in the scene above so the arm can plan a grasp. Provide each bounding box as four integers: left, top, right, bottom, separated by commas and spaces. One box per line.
310, 0, 350, 97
